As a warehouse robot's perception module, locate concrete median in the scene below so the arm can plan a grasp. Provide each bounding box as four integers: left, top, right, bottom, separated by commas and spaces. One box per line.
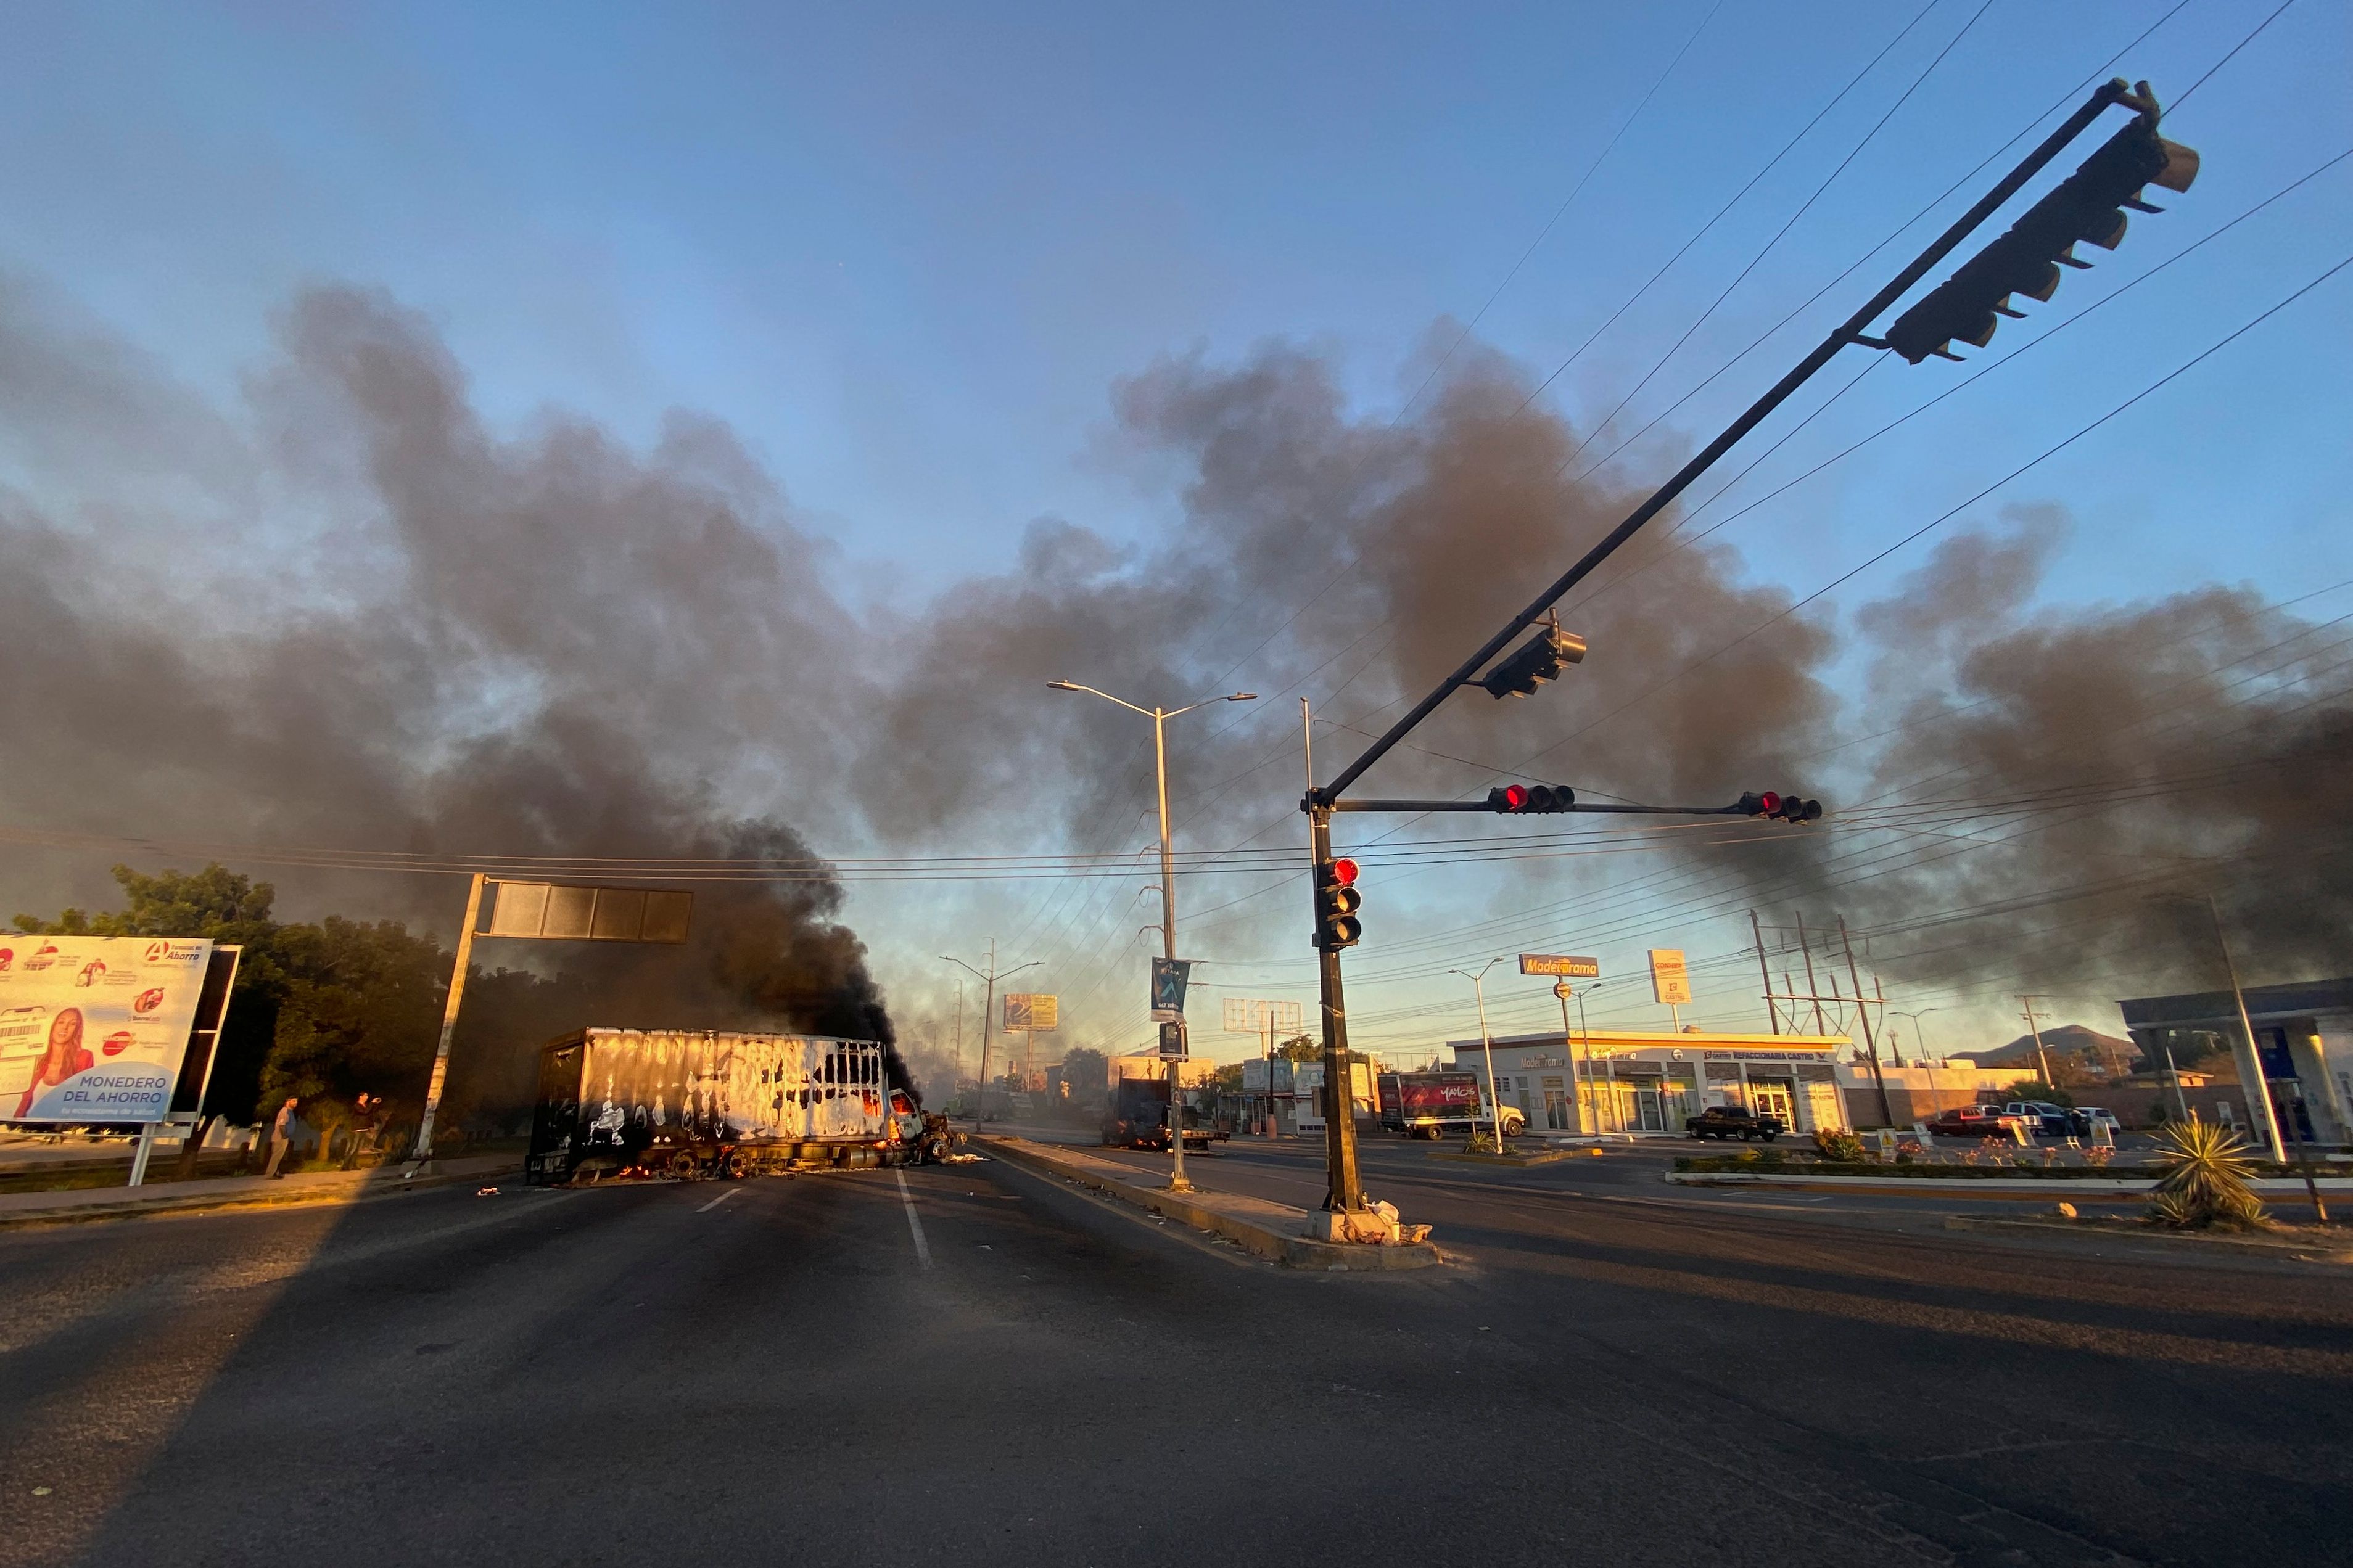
978, 1136, 1441, 1270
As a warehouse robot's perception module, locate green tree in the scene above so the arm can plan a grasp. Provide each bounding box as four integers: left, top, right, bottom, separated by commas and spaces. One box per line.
1058, 1046, 1108, 1102
1275, 1034, 1321, 1063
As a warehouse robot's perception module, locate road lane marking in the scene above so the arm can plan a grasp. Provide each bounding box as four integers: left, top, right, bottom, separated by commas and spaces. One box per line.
696, 1188, 743, 1213
893, 1167, 933, 1268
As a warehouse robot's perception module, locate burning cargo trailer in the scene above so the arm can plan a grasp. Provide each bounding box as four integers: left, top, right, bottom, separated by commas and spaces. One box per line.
526, 1028, 951, 1185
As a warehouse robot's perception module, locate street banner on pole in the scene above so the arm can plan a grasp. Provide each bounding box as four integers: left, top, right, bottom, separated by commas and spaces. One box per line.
0, 935, 214, 1123
1003, 993, 1058, 1032
1148, 958, 1192, 1022
1518, 953, 1601, 978
1648, 948, 1692, 1006
483, 880, 693, 943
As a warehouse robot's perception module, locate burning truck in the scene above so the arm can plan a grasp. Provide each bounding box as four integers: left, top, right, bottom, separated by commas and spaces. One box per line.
525, 1027, 954, 1185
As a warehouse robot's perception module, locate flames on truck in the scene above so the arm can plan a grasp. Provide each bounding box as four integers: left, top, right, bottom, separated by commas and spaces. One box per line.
525, 1027, 955, 1184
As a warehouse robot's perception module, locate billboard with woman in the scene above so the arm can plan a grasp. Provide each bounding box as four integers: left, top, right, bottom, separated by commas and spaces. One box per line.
0, 936, 214, 1123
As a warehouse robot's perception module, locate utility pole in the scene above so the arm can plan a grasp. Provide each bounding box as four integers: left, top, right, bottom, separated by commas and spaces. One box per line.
1838, 917, 1893, 1129
410, 872, 485, 1172
953, 980, 964, 1102
944, 943, 1039, 1132
2017, 996, 2058, 1091
1749, 910, 1780, 1035
1874, 976, 1900, 1067
1794, 913, 1828, 1036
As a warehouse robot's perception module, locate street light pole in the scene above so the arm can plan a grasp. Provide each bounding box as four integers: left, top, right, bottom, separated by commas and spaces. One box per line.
942, 945, 1039, 1133
1049, 680, 1256, 1192
1556, 980, 1606, 1136
2197, 894, 2288, 1166
1453, 960, 1506, 1151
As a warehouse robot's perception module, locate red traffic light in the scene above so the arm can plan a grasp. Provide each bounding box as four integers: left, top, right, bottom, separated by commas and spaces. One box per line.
1504, 785, 1529, 811
1756, 791, 1782, 815
1330, 857, 1359, 887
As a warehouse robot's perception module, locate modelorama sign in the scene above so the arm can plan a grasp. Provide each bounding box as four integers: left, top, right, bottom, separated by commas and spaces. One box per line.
0, 936, 213, 1123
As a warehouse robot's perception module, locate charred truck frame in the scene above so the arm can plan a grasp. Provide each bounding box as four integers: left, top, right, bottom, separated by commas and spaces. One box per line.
527, 1027, 952, 1184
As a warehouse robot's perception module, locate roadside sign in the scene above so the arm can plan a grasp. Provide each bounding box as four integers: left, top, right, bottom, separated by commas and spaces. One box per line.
1648, 948, 1692, 1006
483, 880, 692, 943
1003, 993, 1058, 1032
1519, 953, 1600, 978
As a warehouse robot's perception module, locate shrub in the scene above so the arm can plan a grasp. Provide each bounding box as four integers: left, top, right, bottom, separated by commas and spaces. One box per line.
2147, 1119, 2267, 1230
1814, 1130, 1866, 1162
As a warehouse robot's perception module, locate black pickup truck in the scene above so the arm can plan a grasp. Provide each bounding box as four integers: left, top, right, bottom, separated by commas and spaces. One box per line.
1686, 1104, 1785, 1142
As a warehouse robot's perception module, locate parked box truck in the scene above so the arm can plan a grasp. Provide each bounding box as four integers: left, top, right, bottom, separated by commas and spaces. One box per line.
525, 1028, 945, 1184
1377, 1070, 1523, 1139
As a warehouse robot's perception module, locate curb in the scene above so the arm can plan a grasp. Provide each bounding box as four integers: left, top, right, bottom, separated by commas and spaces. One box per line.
979, 1137, 1440, 1271
1942, 1214, 2353, 1263
0, 1162, 525, 1230
1667, 1171, 2353, 1197
1426, 1148, 1582, 1168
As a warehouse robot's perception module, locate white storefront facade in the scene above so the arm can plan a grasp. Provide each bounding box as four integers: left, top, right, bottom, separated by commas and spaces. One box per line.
1446, 1029, 1854, 1137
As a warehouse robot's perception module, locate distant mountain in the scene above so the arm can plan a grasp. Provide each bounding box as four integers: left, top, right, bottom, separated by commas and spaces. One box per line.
1951, 1024, 2137, 1073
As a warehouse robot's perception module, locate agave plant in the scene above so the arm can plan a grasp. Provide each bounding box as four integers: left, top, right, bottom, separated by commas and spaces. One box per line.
2149, 1119, 2267, 1229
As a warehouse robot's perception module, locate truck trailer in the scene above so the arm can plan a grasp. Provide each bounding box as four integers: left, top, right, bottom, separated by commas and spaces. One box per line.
1377, 1070, 1525, 1139
526, 1027, 947, 1184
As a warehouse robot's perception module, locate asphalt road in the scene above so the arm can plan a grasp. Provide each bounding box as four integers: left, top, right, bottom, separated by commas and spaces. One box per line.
1, 1139, 2346, 1568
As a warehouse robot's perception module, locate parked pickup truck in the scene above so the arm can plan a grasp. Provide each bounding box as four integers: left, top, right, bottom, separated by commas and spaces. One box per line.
1686, 1104, 1784, 1142
1924, 1105, 2027, 1139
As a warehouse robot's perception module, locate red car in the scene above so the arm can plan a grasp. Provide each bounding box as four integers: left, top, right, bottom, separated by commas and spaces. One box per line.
1924, 1106, 2024, 1139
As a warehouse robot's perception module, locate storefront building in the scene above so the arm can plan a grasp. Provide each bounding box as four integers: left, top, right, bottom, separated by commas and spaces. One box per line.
1446, 1029, 1853, 1137
2118, 977, 2353, 1149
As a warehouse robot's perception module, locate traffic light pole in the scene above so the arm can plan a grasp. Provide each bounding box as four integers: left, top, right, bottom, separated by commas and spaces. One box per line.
1311, 78, 2148, 810
1308, 801, 1365, 1214
1301, 77, 2161, 1226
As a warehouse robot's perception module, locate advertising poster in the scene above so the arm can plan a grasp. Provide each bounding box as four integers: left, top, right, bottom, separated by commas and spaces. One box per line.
1148, 957, 1192, 1022
0, 935, 214, 1123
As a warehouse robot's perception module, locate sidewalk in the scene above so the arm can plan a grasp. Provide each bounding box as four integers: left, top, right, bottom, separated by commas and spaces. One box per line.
0, 1154, 524, 1228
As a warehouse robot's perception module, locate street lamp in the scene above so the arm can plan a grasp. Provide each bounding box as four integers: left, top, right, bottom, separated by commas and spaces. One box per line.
1450, 959, 1507, 1151
1049, 679, 1256, 1192
942, 943, 1040, 1132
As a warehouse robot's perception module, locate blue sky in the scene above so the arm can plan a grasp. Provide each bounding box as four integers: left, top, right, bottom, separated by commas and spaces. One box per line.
4, 1, 2348, 1065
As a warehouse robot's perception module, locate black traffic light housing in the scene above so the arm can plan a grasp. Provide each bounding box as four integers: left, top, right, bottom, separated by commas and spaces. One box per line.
1886, 90, 2197, 363
1486, 783, 1577, 813
1736, 790, 1823, 823
1314, 857, 1362, 950
1478, 622, 1588, 699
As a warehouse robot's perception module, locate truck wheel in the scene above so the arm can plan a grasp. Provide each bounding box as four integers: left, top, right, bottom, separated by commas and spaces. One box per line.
667, 1151, 699, 1180
1759, 1133, 1778, 1143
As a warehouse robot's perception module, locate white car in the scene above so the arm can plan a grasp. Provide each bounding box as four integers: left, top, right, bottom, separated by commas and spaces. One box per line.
2076, 1106, 2121, 1135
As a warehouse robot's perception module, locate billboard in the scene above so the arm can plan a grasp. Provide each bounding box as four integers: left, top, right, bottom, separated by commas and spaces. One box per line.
1003, 993, 1058, 1032
0, 936, 214, 1123
1220, 998, 1303, 1034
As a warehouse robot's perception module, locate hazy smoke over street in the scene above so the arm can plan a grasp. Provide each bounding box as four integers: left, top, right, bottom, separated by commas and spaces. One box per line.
2, 279, 2347, 1060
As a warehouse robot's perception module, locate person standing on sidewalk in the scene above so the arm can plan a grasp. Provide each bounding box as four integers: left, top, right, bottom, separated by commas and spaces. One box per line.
265, 1097, 300, 1178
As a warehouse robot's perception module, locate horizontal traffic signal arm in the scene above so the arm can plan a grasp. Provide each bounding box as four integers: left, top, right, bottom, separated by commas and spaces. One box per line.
1306, 78, 2154, 811
1321, 791, 1826, 819
1882, 84, 2194, 363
